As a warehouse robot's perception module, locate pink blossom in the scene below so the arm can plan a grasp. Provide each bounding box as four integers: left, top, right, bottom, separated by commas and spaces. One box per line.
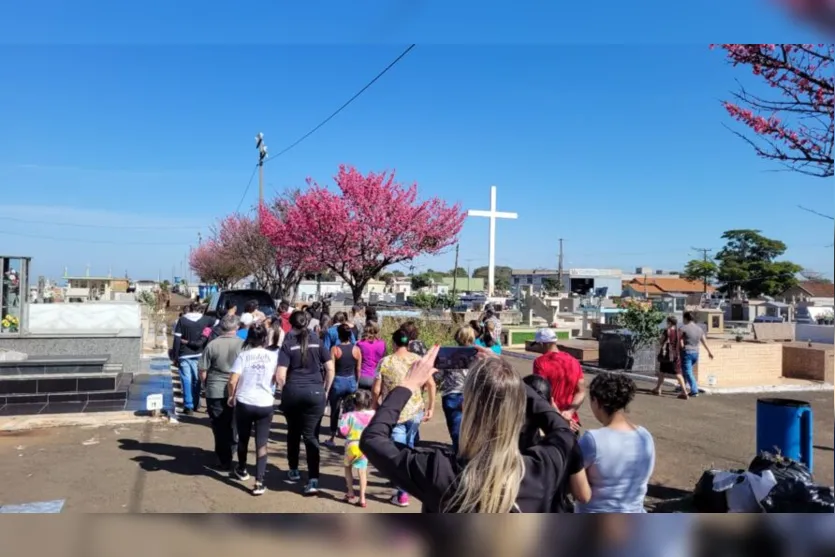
261, 165, 466, 302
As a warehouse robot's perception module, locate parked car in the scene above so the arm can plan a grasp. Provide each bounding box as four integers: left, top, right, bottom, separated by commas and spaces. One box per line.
206, 289, 276, 319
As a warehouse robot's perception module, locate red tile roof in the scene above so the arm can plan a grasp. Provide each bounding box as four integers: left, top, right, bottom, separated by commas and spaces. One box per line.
796, 281, 835, 298
623, 277, 714, 295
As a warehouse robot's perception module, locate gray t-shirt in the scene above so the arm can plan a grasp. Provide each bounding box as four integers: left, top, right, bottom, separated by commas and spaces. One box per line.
575, 426, 655, 513
679, 322, 704, 353
198, 335, 244, 399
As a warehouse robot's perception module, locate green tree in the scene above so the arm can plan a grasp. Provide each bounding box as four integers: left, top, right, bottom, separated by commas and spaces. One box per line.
447, 267, 468, 278
541, 277, 563, 294
616, 300, 666, 351
411, 291, 437, 309
715, 229, 802, 298
682, 259, 719, 290
472, 265, 513, 292
411, 273, 432, 291
494, 277, 511, 293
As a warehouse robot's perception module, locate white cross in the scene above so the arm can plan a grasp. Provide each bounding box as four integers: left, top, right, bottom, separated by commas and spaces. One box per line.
467, 185, 518, 296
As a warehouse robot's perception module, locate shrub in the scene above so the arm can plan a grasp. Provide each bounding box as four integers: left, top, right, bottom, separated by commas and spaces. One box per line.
379, 316, 457, 352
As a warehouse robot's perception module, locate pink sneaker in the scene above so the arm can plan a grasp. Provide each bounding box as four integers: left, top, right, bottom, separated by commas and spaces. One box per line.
390, 493, 410, 507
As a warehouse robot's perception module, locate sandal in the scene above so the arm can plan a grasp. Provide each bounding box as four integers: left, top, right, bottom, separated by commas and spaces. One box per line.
344, 494, 359, 504
677, 393, 689, 400
357, 500, 367, 508
650, 389, 661, 396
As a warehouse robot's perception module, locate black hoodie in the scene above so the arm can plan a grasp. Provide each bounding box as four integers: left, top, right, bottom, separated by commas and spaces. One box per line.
172, 312, 215, 360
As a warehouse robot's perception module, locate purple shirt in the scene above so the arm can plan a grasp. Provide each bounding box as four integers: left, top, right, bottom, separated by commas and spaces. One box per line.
357, 339, 386, 379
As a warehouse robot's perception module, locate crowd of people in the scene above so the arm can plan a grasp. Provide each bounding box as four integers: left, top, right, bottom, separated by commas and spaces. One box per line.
171, 300, 657, 512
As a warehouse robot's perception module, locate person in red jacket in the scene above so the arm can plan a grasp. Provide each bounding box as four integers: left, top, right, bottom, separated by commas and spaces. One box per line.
532, 328, 585, 429
278, 300, 293, 334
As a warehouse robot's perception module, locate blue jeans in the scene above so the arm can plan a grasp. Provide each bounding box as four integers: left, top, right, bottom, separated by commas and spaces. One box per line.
681, 351, 700, 395
328, 375, 357, 435
392, 412, 423, 498
442, 393, 464, 455
178, 357, 201, 410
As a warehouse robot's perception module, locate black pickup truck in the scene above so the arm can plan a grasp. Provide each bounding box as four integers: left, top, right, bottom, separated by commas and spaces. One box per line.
206, 289, 277, 318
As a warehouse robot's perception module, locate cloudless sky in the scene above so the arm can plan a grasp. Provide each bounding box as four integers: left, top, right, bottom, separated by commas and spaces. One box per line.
1, 1, 832, 282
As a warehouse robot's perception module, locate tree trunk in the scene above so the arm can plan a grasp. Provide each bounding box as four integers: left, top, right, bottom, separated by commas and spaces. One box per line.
351, 281, 367, 304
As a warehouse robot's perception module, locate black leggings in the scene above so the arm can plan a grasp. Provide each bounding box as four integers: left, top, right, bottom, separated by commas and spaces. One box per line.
235, 401, 273, 482
281, 385, 326, 479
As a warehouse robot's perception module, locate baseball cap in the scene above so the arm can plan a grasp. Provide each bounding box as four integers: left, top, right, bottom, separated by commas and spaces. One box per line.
240, 313, 255, 327
535, 328, 558, 344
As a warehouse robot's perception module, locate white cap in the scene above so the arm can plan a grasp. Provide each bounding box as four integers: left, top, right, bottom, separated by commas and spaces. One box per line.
535, 328, 558, 343
240, 313, 254, 327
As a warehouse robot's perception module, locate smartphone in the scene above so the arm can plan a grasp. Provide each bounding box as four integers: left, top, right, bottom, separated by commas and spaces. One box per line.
434, 346, 479, 371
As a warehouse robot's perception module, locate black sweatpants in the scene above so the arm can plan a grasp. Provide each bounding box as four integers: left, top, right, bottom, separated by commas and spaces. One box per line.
281, 385, 326, 479
206, 397, 238, 468
235, 401, 273, 482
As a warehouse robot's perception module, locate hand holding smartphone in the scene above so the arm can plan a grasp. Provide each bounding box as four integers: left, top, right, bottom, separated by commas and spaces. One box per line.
433, 346, 479, 370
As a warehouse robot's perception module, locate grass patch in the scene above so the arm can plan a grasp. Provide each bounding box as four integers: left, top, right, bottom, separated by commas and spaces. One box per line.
380, 317, 457, 351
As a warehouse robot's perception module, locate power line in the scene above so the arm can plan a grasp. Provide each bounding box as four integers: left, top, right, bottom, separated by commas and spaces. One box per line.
264, 44, 416, 163
234, 163, 259, 213
0, 229, 190, 246
233, 44, 415, 212
798, 205, 834, 220
0, 215, 204, 230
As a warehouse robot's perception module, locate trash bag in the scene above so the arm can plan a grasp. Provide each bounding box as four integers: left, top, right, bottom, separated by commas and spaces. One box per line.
760, 479, 835, 513
748, 451, 813, 484
693, 470, 730, 512
693, 469, 777, 513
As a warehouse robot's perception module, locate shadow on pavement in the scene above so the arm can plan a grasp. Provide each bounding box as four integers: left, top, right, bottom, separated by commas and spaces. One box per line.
647, 483, 691, 501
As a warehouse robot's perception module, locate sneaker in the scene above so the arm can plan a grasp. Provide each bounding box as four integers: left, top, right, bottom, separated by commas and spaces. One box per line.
182, 408, 194, 416
233, 467, 251, 481
323, 438, 337, 449
252, 482, 266, 496
303, 479, 319, 496
390, 493, 410, 507
286, 469, 301, 482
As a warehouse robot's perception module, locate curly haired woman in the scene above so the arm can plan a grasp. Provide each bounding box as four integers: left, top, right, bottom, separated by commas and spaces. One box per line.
575, 373, 655, 513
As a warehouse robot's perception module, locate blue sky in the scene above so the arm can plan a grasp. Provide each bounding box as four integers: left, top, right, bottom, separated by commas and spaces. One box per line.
0, 2, 832, 282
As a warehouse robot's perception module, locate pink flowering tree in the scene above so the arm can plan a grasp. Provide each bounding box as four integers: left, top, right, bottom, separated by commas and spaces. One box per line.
262, 165, 466, 303
188, 239, 247, 289
713, 44, 833, 177
216, 211, 306, 300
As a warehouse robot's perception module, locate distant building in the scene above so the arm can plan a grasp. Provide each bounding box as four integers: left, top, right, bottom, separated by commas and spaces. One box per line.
132, 280, 158, 295
64, 276, 130, 302
621, 267, 681, 281
622, 277, 713, 309
512, 268, 622, 297
439, 276, 485, 293
780, 281, 835, 307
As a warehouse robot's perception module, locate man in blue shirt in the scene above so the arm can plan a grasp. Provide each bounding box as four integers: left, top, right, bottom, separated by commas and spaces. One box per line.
323, 311, 356, 350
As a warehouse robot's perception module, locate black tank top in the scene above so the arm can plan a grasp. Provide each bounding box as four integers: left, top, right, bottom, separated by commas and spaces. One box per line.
334, 343, 357, 377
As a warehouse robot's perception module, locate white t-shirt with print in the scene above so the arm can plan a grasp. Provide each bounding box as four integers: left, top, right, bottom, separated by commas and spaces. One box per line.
230, 347, 278, 407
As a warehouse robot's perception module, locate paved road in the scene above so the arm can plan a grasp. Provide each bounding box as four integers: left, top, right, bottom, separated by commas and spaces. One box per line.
0, 356, 831, 512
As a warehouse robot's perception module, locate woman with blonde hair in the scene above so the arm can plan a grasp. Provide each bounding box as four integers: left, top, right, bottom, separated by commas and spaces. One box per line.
361, 346, 581, 513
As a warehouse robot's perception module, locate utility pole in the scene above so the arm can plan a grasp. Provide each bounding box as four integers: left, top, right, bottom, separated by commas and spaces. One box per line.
691, 247, 713, 294
255, 132, 269, 212
464, 258, 478, 292
644, 273, 648, 298
451, 243, 460, 305
557, 238, 565, 292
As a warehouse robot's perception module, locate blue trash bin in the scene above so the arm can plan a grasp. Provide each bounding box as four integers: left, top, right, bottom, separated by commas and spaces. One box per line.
756, 397, 814, 472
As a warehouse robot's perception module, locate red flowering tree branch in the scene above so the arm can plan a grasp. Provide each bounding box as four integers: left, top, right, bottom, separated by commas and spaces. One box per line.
262, 165, 466, 303
188, 239, 248, 289
713, 44, 834, 178
217, 210, 306, 300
